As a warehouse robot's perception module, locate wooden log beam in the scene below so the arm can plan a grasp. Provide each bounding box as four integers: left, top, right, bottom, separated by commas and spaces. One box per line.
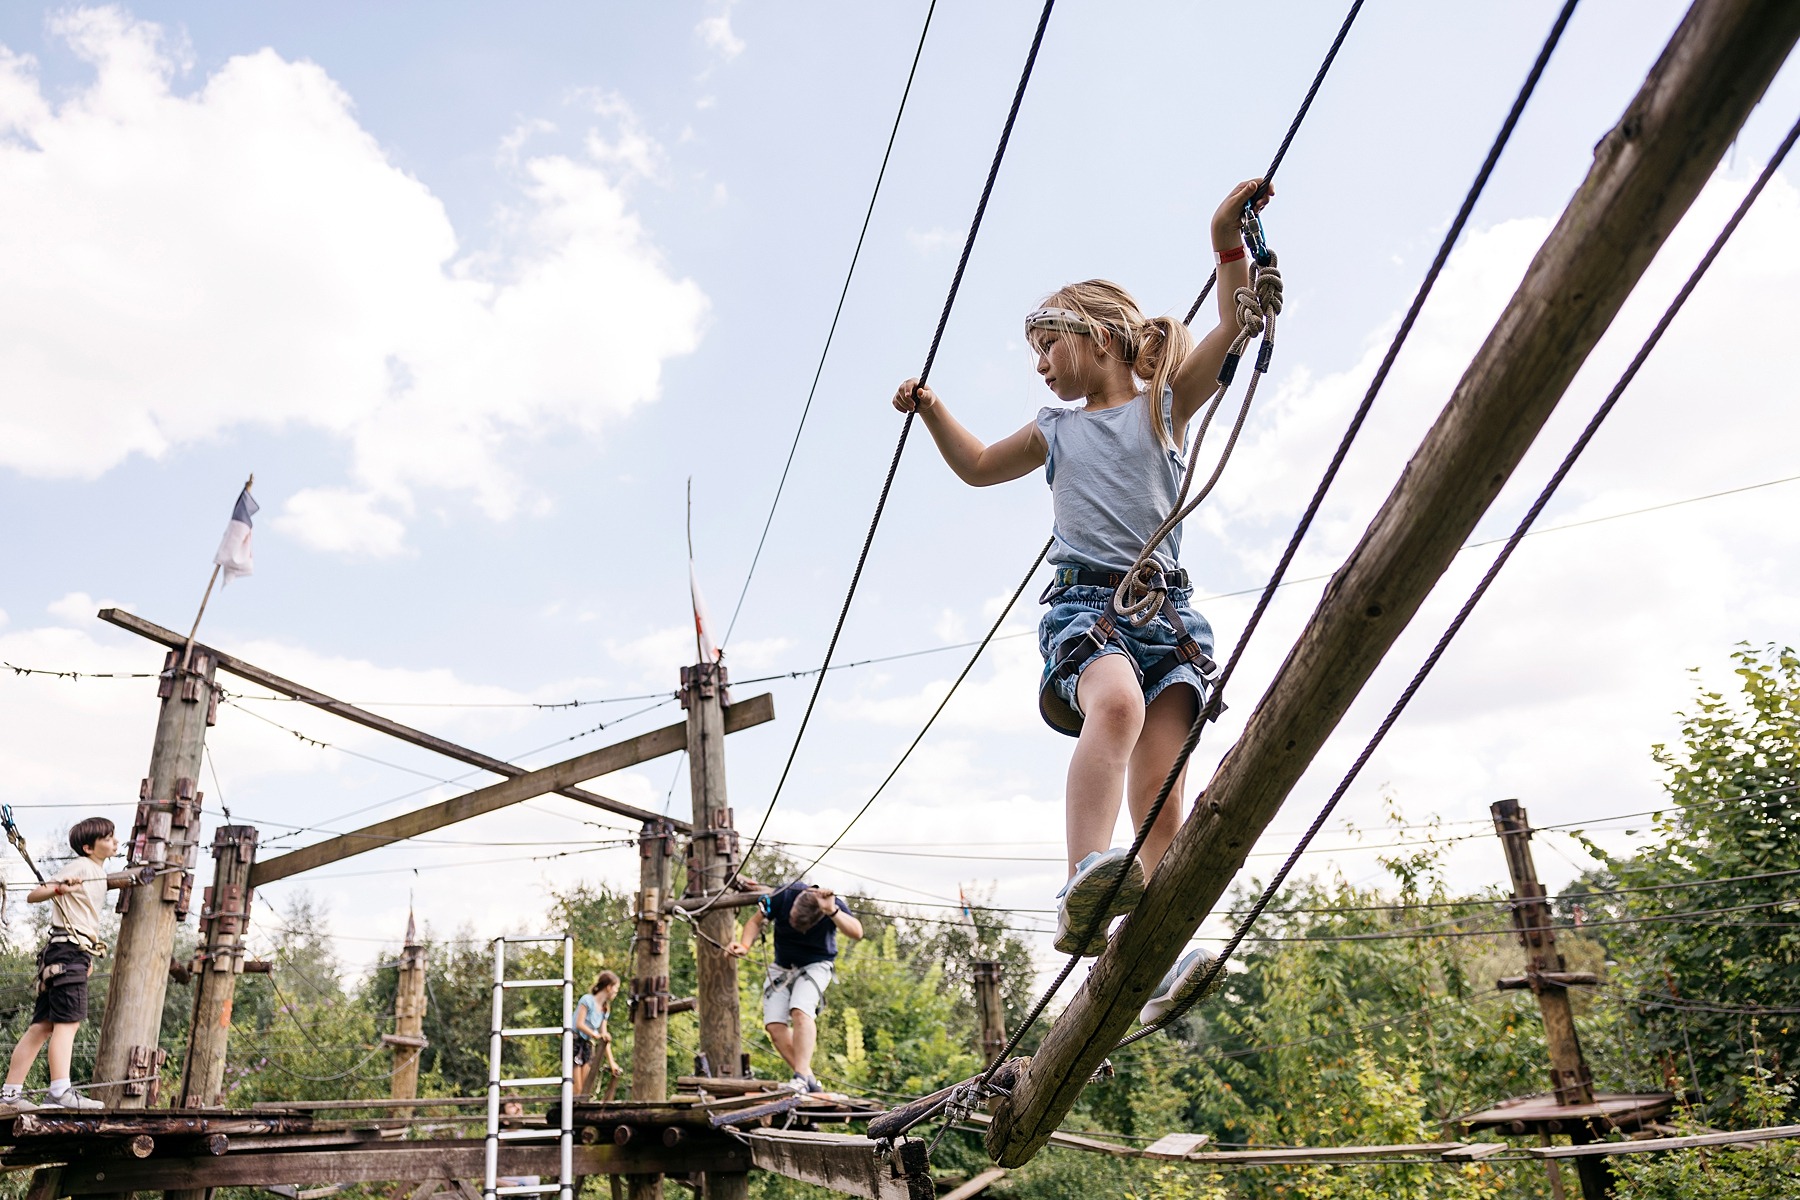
98, 609, 697, 834
984, 0, 1800, 1167
249, 693, 773, 885
741, 1130, 933, 1200
1532, 1123, 1800, 1158
54, 1139, 751, 1193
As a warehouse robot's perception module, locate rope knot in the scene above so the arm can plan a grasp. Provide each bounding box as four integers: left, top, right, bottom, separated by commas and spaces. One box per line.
1254, 261, 1284, 317
1232, 286, 1266, 340
1113, 561, 1168, 628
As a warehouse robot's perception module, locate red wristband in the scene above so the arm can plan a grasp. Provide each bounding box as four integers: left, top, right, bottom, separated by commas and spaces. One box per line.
1214, 244, 1246, 265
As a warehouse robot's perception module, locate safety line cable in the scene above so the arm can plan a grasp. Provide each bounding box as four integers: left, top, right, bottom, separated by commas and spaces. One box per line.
1182, 0, 1363, 324
1121, 103, 1800, 1049
719, 0, 1060, 911
790, 540, 1051, 883
723, 0, 939, 647
977, 0, 1579, 1088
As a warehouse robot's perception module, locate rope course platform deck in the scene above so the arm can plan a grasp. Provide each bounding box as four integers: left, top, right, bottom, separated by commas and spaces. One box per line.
1456, 1091, 1675, 1138
0, 1091, 926, 1200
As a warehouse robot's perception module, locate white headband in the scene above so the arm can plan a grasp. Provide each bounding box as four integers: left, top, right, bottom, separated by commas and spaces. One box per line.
1024, 307, 1093, 337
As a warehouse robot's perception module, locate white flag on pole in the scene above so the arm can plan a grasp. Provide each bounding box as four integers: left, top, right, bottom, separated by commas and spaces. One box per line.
213, 485, 260, 584
690, 559, 720, 663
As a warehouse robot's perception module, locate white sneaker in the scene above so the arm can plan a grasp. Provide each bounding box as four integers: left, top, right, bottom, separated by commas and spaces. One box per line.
0, 1095, 38, 1113
783, 1075, 811, 1094
41, 1089, 103, 1111
1138, 946, 1218, 1025
1053, 849, 1146, 956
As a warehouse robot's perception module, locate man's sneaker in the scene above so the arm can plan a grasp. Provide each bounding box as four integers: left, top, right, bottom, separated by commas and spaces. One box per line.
1053, 848, 1146, 956
41, 1090, 102, 1111
1138, 946, 1218, 1025
783, 1075, 811, 1094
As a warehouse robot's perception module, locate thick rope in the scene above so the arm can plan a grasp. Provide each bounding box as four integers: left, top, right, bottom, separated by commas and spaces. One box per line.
967, 0, 1580, 1099
1114, 260, 1285, 626
1120, 102, 1800, 1048
723, 0, 939, 647
706, 0, 1060, 915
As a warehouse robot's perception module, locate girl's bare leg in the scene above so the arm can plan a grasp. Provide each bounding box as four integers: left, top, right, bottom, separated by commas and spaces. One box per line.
1067, 655, 1146, 874
1127, 682, 1200, 873
45, 1024, 75, 1084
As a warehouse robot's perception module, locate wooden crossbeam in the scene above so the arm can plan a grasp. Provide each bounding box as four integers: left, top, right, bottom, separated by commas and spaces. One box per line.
98, 608, 698, 833
249, 693, 773, 885
1532, 1123, 1800, 1159
55, 1139, 750, 1192
983, 0, 1800, 1168
741, 1130, 932, 1200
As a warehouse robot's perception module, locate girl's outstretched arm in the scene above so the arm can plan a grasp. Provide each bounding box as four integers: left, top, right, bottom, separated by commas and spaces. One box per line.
1171, 178, 1272, 426
893, 379, 1046, 487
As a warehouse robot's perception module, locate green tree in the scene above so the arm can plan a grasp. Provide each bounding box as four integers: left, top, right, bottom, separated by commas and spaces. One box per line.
1577, 644, 1800, 1119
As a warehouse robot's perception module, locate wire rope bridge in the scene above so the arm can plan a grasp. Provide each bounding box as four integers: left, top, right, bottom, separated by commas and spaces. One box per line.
869, 0, 1800, 1181
5, 6, 1797, 1200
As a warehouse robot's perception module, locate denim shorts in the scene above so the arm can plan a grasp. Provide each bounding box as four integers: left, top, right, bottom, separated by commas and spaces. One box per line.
1038, 585, 1215, 721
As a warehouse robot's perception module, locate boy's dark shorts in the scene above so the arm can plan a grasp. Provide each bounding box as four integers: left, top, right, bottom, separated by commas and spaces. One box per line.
32, 941, 91, 1026
573, 1036, 593, 1067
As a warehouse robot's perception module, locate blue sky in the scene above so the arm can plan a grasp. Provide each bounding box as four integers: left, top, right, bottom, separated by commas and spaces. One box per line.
2, 1, 1798, 976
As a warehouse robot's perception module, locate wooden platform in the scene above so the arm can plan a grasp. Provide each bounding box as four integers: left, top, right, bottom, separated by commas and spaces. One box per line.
1456, 1091, 1674, 1137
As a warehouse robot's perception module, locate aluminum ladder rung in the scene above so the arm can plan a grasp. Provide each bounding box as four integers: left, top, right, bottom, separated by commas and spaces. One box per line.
486, 933, 574, 1200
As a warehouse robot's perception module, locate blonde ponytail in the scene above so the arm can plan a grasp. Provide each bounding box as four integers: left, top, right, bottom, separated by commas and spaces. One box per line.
1034, 280, 1192, 450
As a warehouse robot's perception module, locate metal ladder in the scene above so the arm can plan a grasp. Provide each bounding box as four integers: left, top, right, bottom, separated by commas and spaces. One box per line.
484, 934, 575, 1200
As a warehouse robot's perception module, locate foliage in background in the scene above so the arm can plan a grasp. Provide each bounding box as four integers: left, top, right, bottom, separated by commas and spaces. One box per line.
1575, 643, 1799, 1119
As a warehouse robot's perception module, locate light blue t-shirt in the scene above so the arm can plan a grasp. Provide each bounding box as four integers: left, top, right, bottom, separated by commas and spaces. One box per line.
576, 992, 608, 1040
1035, 387, 1185, 574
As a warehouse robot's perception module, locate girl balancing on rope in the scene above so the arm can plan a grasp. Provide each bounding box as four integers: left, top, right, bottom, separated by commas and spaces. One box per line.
893, 178, 1272, 1017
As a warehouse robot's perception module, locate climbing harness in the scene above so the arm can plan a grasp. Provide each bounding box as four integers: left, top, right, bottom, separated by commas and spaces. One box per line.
1035, 212, 1282, 738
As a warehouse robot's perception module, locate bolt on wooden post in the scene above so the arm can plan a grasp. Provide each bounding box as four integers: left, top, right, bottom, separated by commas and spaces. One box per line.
628, 819, 675, 1200
972, 961, 1006, 1065
1493, 799, 1610, 1200
177, 824, 258, 1110
680, 659, 747, 1200
386, 912, 429, 1117
94, 649, 217, 1108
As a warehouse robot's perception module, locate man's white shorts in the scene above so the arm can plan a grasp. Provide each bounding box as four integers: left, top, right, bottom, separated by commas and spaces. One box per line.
762, 961, 834, 1026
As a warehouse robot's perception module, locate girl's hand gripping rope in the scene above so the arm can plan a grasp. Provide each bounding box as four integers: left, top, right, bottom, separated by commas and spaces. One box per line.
892, 380, 938, 414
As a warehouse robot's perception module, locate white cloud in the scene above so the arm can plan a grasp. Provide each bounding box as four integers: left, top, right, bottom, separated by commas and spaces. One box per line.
906, 227, 958, 255
275, 488, 410, 557
46, 591, 125, 624
695, 3, 745, 60
0, 8, 707, 553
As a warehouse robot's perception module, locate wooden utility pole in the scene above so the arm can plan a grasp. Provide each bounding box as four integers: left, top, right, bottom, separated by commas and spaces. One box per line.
972, 961, 1006, 1066
94, 648, 218, 1107
983, 0, 1800, 1166
627, 820, 675, 1200
681, 660, 747, 1200
177, 824, 258, 1109
386, 910, 429, 1117
1493, 800, 1609, 1200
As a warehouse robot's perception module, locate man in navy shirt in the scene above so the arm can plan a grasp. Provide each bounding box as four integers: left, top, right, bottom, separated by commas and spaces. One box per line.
728, 881, 863, 1092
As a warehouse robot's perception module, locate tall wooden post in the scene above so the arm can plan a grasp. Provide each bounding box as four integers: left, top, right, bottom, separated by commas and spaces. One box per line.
95, 649, 217, 1107
972, 961, 1006, 1066
388, 910, 429, 1115
627, 820, 675, 1200
680, 660, 747, 1200
177, 824, 258, 1109
1493, 800, 1609, 1200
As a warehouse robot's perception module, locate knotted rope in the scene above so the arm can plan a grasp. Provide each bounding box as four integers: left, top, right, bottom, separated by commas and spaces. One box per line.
1113, 254, 1284, 629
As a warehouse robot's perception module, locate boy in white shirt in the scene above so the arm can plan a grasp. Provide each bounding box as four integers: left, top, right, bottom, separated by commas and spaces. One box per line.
1, 817, 130, 1111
